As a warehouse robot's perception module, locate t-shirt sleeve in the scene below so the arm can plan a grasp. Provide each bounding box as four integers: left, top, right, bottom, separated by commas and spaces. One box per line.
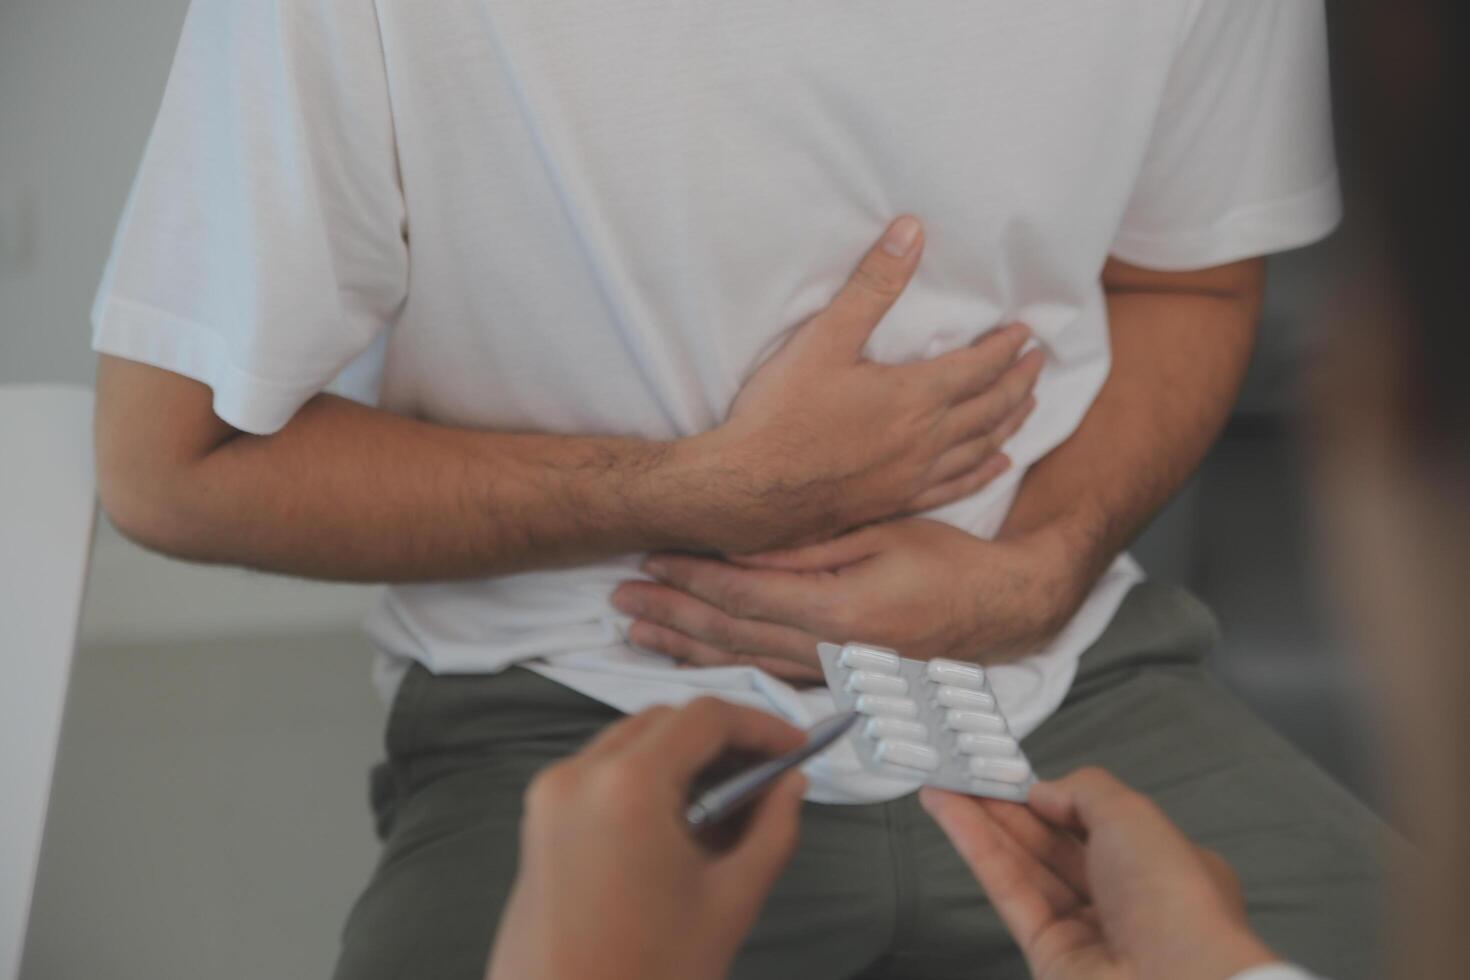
91, 0, 408, 435
1110, 0, 1340, 271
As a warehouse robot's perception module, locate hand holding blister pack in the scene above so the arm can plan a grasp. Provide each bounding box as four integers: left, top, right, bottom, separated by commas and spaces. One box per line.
817, 642, 1037, 801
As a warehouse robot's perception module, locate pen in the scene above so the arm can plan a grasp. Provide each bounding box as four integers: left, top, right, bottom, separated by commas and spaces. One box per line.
685, 711, 860, 830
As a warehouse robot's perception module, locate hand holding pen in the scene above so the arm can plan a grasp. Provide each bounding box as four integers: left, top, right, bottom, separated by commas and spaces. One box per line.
486, 698, 836, 980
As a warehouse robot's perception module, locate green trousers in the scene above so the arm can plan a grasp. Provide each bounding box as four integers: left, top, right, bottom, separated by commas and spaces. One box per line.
332, 583, 1391, 980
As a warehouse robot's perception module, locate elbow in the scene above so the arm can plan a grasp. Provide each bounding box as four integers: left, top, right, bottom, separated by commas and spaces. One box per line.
97, 465, 178, 558
93, 355, 239, 561
94, 444, 211, 562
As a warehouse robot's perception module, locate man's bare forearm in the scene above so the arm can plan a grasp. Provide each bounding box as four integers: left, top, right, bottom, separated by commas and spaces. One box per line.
998, 257, 1265, 599
97, 366, 739, 581
185, 400, 733, 581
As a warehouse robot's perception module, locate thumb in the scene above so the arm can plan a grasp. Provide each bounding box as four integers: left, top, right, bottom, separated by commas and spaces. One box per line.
1027, 767, 1146, 840
731, 525, 887, 572
805, 216, 924, 361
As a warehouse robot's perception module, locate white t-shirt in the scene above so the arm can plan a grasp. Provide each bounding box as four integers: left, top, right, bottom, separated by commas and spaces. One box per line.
94, 0, 1339, 803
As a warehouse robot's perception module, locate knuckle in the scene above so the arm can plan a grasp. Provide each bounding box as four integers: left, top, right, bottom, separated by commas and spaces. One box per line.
730, 628, 765, 660
1067, 768, 1133, 815
907, 491, 936, 514
816, 594, 855, 638
964, 439, 991, 469
640, 591, 673, 624
970, 338, 1013, 375
721, 580, 756, 620
849, 263, 903, 301
526, 763, 579, 814
707, 613, 739, 651
662, 630, 699, 661
910, 375, 948, 413
592, 759, 648, 807
1071, 766, 1114, 792
975, 333, 1012, 366
978, 396, 1008, 424
668, 563, 700, 593
1005, 369, 1034, 402
997, 402, 1026, 435
685, 695, 731, 724
957, 379, 998, 414
629, 622, 666, 654
958, 469, 990, 496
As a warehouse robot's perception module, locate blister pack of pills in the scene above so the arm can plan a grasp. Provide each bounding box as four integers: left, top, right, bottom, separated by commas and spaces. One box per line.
817, 642, 1037, 801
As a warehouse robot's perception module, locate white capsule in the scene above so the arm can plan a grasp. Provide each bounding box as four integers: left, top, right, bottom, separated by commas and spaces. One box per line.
925, 659, 985, 690
865, 717, 929, 742
839, 644, 902, 675
969, 756, 1032, 784
935, 686, 996, 711
943, 709, 1007, 734
845, 672, 909, 696
874, 739, 941, 772
855, 694, 919, 719
956, 733, 1020, 757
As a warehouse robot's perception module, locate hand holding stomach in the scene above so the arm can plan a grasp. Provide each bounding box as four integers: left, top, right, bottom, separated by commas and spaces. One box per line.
615, 517, 1081, 684
613, 217, 1049, 683
709, 215, 1042, 553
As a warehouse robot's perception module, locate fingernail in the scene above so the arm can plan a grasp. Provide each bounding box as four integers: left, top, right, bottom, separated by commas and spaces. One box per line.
643, 558, 667, 579
1008, 323, 1031, 342
882, 216, 922, 257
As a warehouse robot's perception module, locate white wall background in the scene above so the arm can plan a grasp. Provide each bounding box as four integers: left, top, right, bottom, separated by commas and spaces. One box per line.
1, 0, 185, 385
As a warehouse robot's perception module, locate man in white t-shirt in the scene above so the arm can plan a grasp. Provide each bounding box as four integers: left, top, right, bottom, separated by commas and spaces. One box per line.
91, 1, 1389, 977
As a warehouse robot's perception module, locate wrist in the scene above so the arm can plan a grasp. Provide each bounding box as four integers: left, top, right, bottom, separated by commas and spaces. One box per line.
1175, 928, 1280, 980
652, 426, 828, 554
505, 434, 695, 561
1001, 514, 1101, 633
629, 428, 757, 554
997, 453, 1123, 574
